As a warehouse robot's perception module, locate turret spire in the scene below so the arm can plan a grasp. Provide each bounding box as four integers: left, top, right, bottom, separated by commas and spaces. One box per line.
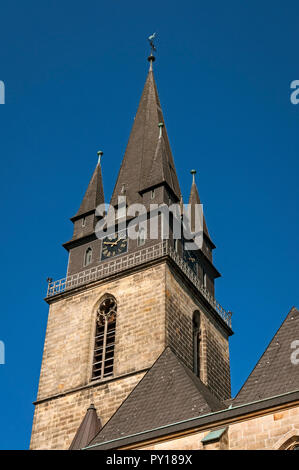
69, 403, 101, 450
73, 151, 105, 220
188, 169, 211, 240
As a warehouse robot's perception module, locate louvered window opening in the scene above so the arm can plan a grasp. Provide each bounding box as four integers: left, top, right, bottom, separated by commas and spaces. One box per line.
92, 297, 117, 381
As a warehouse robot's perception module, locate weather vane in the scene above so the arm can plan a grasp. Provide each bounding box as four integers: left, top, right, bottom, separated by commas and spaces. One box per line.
148, 32, 157, 55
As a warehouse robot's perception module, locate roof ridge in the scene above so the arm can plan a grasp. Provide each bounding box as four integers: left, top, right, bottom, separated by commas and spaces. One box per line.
180, 360, 225, 411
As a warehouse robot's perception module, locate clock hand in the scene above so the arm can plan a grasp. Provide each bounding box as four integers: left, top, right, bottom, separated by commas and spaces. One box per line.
104, 240, 118, 246
113, 238, 126, 245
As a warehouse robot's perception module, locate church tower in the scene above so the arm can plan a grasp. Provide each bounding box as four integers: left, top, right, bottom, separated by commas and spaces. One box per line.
30, 53, 233, 450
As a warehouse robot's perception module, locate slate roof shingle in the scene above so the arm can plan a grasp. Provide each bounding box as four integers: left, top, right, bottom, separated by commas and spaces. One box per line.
87, 347, 224, 449
234, 307, 299, 405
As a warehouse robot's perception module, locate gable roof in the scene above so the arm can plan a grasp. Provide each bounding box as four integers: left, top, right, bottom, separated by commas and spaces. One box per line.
234, 307, 299, 406
110, 69, 181, 207
69, 403, 101, 450
86, 347, 223, 449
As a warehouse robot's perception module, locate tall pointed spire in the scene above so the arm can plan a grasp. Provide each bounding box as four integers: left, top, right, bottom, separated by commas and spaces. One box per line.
73, 151, 104, 219
188, 170, 210, 240
110, 63, 181, 206
69, 404, 101, 450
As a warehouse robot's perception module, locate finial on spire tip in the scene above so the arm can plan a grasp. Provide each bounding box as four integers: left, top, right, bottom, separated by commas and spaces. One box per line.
190, 169, 196, 184
148, 54, 155, 71
97, 150, 103, 165
147, 33, 157, 71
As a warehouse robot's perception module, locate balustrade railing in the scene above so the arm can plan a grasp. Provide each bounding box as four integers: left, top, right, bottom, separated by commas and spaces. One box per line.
46, 241, 232, 328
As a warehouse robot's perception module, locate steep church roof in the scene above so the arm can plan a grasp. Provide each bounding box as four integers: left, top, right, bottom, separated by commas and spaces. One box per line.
85, 347, 224, 449
234, 307, 299, 406
72, 158, 104, 220
110, 66, 181, 206
69, 403, 101, 450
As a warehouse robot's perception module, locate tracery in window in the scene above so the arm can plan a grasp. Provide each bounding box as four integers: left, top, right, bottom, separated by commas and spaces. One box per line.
92, 296, 117, 381
277, 435, 299, 450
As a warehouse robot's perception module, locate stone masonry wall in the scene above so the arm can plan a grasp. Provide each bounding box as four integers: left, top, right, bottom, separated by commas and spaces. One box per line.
139, 405, 299, 450
228, 405, 299, 450
165, 265, 231, 401
31, 259, 232, 449
202, 312, 231, 401
31, 263, 166, 449
30, 372, 145, 450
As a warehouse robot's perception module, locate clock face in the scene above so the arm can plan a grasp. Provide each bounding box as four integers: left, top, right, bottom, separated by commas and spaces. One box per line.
183, 246, 198, 274
101, 232, 128, 260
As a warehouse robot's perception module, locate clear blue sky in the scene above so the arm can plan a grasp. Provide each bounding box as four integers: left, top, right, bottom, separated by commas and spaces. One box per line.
0, 0, 298, 450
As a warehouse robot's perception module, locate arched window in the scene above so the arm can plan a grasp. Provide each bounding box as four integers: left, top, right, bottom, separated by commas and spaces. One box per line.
275, 433, 299, 450
193, 311, 201, 377
92, 296, 117, 381
137, 227, 146, 247
84, 247, 92, 267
